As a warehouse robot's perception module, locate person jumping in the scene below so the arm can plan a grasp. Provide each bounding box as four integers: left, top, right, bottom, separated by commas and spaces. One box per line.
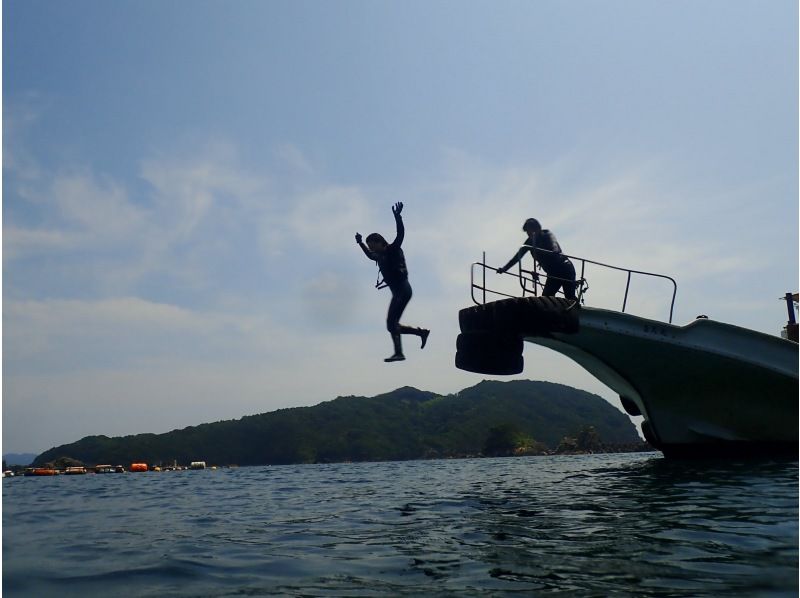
355, 202, 430, 362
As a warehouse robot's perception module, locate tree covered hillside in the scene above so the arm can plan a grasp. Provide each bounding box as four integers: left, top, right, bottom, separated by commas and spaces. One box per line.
33, 380, 644, 467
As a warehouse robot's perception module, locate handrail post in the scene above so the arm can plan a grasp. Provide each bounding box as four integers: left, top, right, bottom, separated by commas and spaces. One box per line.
669, 283, 677, 324
579, 258, 586, 301
622, 271, 631, 313
482, 251, 486, 305
786, 292, 797, 324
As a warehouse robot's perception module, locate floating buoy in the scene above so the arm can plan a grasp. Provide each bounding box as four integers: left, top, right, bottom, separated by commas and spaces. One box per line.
31, 468, 58, 476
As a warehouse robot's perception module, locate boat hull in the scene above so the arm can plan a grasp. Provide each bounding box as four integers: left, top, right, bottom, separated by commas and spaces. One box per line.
530, 308, 798, 457
456, 297, 799, 458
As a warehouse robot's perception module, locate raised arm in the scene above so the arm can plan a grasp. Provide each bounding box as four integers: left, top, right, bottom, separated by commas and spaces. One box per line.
355, 233, 376, 261
391, 202, 405, 247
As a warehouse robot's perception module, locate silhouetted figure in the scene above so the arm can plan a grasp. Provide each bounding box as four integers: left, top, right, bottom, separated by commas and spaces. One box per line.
497, 218, 578, 301
356, 202, 430, 362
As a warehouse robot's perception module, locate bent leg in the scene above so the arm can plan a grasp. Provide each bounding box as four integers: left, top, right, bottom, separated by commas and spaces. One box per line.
384, 282, 412, 359
561, 261, 577, 301
386, 282, 412, 335
543, 261, 577, 301
562, 280, 577, 301
542, 275, 561, 297
386, 281, 428, 352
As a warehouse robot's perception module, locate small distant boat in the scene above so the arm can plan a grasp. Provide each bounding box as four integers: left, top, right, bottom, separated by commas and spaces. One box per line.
130, 463, 148, 472
95, 464, 114, 473
64, 466, 87, 475
458, 251, 799, 458
3, 470, 15, 477
190, 461, 206, 470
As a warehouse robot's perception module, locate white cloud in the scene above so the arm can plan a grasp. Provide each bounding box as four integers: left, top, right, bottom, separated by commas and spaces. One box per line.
287, 185, 375, 250
4, 172, 146, 259
408, 152, 767, 323
3, 141, 793, 453
140, 144, 267, 238
2, 226, 80, 259
2, 92, 49, 181
273, 143, 315, 175
52, 173, 145, 237
5, 297, 214, 368
301, 271, 361, 329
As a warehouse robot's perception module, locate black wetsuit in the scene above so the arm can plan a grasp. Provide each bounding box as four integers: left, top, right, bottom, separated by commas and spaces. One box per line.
501, 229, 577, 300
359, 214, 415, 335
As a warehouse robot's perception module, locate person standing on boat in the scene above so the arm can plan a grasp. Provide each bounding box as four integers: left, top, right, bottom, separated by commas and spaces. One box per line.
496, 218, 578, 301
355, 202, 430, 362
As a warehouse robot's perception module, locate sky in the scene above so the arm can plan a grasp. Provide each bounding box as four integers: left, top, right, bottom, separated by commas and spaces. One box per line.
3, 0, 797, 454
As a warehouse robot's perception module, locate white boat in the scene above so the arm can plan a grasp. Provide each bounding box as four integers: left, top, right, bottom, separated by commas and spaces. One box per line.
456, 252, 799, 458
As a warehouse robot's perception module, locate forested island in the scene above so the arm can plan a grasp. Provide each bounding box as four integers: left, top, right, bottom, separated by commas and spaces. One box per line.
30, 380, 652, 469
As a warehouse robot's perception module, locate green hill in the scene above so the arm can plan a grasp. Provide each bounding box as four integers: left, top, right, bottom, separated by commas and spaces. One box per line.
33, 380, 646, 467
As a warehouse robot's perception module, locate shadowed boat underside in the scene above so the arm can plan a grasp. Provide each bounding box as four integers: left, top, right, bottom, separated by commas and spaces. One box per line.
457, 296, 799, 458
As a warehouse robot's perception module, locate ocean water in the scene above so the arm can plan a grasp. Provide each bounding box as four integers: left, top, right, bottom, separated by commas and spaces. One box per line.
3, 453, 797, 597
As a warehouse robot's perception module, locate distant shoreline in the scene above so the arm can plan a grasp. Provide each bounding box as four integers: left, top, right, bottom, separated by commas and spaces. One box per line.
7, 445, 659, 476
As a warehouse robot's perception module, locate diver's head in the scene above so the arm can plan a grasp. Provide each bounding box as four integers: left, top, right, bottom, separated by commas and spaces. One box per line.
366, 233, 388, 252
522, 218, 541, 235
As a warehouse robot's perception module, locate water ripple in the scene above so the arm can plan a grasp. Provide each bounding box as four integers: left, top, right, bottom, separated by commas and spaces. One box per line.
3, 454, 797, 596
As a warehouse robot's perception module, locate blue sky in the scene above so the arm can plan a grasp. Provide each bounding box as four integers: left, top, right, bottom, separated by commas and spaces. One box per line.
3, 1, 797, 453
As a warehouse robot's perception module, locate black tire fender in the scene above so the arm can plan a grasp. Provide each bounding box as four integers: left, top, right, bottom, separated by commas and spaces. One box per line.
456, 331, 524, 354
455, 351, 524, 376
458, 303, 494, 333
459, 297, 578, 335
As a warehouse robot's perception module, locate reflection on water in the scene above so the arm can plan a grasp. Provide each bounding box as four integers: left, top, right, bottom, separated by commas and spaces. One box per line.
3, 454, 797, 597
464, 457, 797, 595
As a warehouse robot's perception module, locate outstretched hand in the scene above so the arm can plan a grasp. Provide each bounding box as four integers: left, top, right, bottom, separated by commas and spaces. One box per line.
392, 202, 404, 216
355, 233, 362, 244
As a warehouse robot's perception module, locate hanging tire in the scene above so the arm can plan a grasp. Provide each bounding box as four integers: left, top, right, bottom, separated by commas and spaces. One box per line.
459, 296, 578, 335
456, 331, 523, 354
458, 303, 495, 333
491, 298, 528, 332
455, 350, 524, 375
519, 296, 579, 335
454, 331, 524, 375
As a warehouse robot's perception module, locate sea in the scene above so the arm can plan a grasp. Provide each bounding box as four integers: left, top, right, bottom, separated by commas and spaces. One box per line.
2, 453, 797, 597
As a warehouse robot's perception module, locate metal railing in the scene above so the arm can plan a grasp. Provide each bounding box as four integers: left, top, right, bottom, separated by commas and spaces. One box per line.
471, 248, 678, 323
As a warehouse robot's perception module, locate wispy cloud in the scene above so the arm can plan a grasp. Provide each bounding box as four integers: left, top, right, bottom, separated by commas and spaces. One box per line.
3, 139, 793, 452
5, 171, 145, 257
3, 226, 80, 259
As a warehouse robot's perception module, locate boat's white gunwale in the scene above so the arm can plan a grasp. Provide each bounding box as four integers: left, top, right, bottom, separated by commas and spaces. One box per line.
570, 307, 797, 378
